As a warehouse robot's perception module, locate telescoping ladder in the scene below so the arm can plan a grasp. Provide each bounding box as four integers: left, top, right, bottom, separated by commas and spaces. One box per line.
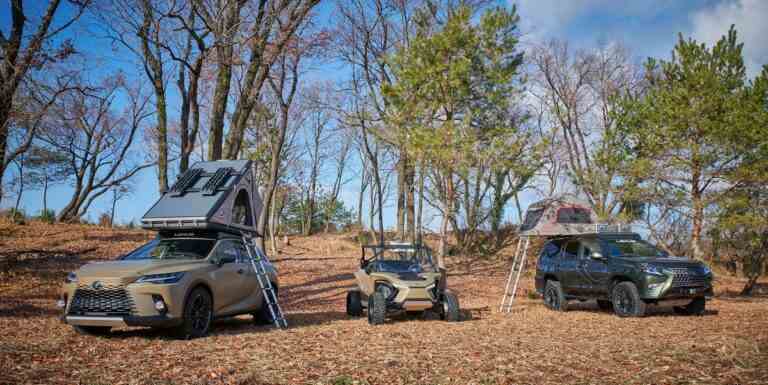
499, 236, 530, 313
242, 235, 288, 329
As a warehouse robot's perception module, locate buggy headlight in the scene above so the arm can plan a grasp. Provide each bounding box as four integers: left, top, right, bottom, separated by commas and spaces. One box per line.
65, 272, 78, 284
136, 272, 185, 284
375, 282, 397, 300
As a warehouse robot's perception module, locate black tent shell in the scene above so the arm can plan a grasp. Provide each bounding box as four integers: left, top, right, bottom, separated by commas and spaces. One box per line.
141, 160, 263, 235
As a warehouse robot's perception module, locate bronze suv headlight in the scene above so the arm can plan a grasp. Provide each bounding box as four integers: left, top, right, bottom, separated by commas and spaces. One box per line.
136, 272, 185, 284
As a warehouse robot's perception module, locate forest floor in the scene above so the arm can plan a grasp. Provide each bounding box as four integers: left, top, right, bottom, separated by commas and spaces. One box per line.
1, 221, 767, 385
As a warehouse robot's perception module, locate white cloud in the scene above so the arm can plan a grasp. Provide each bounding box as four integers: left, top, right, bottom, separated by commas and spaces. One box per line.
515, 0, 602, 37
690, 0, 768, 76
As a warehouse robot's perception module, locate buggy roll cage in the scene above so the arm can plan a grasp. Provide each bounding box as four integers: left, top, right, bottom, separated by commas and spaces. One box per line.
359, 243, 435, 269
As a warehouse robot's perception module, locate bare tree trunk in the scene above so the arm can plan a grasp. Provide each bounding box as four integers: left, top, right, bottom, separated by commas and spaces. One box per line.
13, 160, 24, 214
269, 189, 278, 255
438, 171, 455, 260
110, 188, 117, 228
405, 158, 415, 241
196, 0, 244, 160
360, 126, 385, 245
690, 165, 704, 260
42, 173, 49, 214
357, 165, 368, 227
138, 0, 168, 193
396, 154, 406, 239
416, 160, 425, 244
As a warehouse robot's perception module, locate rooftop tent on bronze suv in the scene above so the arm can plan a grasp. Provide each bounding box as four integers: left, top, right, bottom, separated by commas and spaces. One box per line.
140, 160, 263, 235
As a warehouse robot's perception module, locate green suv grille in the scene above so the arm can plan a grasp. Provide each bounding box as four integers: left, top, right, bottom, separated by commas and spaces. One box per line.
669, 268, 708, 288
68, 285, 135, 316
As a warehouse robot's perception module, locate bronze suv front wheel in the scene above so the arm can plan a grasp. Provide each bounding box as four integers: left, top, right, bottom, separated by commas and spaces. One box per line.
176, 287, 213, 339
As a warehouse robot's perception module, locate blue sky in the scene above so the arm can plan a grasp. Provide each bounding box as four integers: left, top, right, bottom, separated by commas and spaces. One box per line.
4, 0, 767, 227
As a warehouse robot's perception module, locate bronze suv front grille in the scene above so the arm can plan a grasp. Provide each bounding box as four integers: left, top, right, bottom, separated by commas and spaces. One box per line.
68, 284, 136, 316
669, 268, 708, 288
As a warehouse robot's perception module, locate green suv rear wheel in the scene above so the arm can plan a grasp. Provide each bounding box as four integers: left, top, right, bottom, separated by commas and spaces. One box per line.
611, 282, 646, 317
543, 280, 567, 312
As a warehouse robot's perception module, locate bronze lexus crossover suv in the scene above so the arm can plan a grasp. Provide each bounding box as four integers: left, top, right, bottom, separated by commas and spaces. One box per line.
59, 231, 278, 338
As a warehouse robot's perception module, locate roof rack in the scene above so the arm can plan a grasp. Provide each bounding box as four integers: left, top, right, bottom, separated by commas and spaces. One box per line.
169, 168, 203, 196
202, 167, 234, 195
593, 223, 633, 234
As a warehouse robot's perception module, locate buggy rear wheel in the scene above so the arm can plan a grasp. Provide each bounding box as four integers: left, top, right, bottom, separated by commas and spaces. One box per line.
346, 290, 363, 317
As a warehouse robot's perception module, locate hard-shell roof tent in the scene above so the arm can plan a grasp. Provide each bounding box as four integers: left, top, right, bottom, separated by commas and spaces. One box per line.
141, 160, 263, 235
518, 198, 601, 237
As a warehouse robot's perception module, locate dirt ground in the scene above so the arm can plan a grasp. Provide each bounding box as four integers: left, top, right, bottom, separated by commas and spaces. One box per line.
1, 222, 767, 385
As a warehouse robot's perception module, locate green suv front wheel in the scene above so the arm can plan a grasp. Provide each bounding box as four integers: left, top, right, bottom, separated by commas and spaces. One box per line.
611, 282, 646, 317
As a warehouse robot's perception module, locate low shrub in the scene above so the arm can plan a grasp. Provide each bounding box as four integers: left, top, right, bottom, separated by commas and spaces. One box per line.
37, 209, 56, 224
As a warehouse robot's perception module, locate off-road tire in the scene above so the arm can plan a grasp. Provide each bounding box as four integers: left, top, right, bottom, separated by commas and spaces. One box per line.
73, 325, 111, 336
597, 299, 613, 311
543, 280, 567, 312
253, 285, 278, 325
176, 287, 213, 339
367, 292, 386, 325
611, 282, 646, 317
441, 291, 460, 322
346, 290, 364, 316
674, 297, 706, 316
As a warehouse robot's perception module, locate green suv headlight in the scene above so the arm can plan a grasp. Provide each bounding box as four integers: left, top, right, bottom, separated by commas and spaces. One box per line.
700, 264, 713, 276
65, 272, 78, 284
641, 264, 666, 276
136, 272, 185, 284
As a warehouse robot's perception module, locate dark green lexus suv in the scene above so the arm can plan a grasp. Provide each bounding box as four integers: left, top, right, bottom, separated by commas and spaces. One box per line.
535, 233, 714, 317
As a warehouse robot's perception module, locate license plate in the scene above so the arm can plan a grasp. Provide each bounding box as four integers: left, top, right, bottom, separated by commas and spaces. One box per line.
688, 288, 699, 294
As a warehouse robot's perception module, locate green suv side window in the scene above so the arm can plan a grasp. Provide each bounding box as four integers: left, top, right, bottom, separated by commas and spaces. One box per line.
579, 241, 601, 259
562, 241, 579, 259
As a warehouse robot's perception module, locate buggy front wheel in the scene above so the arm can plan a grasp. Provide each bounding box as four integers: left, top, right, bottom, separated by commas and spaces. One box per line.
440, 292, 460, 322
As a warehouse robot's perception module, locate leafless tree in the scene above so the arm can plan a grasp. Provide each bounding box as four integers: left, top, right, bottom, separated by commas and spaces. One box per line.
38, 78, 155, 222
530, 40, 644, 220
0, 0, 91, 203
